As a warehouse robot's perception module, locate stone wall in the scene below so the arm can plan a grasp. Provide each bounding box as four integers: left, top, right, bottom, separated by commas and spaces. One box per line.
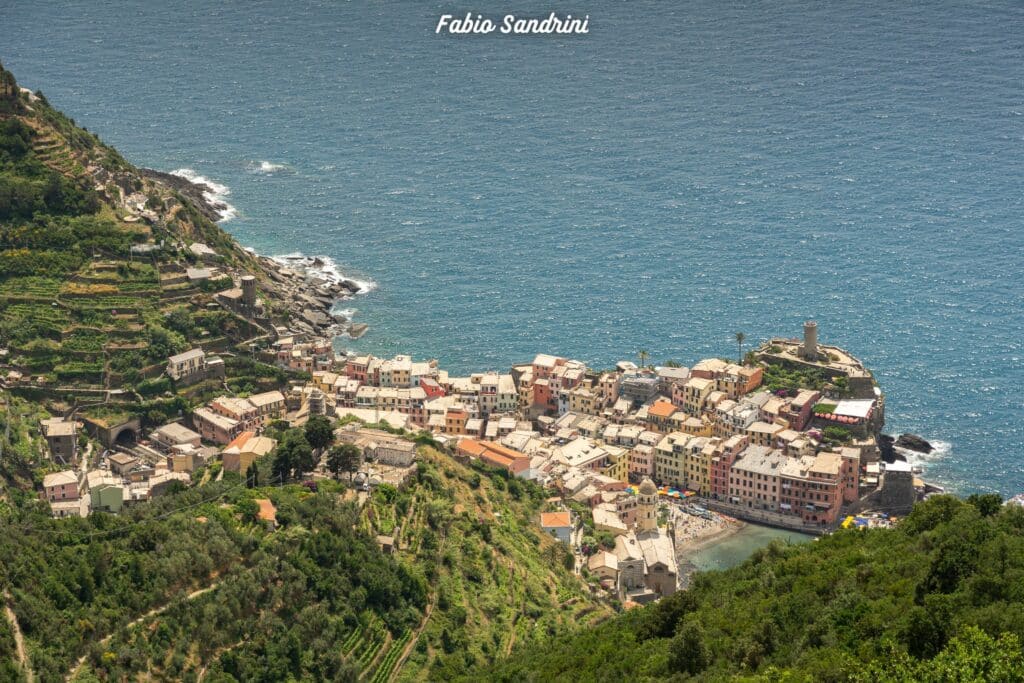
706, 500, 829, 535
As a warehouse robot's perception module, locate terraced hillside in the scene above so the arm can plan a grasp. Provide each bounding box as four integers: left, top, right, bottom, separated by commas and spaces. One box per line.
0, 62, 298, 399
0, 423, 611, 682
360, 447, 614, 681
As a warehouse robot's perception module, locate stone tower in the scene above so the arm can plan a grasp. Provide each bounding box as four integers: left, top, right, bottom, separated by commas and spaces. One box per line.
799, 320, 819, 361
240, 275, 257, 310
308, 388, 325, 416
637, 477, 658, 532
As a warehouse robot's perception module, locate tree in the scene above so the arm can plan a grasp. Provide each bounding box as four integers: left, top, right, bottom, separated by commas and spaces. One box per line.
668, 619, 711, 675
285, 431, 315, 480
270, 428, 315, 482
304, 415, 334, 453
271, 446, 292, 484
967, 493, 1003, 517
244, 462, 259, 488
327, 443, 361, 481
637, 349, 649, 368
235, 498, 258, 525
735, 331, 747, 364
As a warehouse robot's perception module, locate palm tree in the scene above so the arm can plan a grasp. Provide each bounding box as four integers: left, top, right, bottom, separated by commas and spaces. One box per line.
735, 332, 746, 365
638, 349, 649, 369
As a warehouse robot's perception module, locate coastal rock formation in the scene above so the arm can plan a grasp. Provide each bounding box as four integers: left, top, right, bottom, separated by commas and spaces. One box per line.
139, 166, 368, 341
895, 433, 933, 454
878, 434, 897, 463
879, 433, 933, 463
140, 168, 224, 224
254, 256, 367, 339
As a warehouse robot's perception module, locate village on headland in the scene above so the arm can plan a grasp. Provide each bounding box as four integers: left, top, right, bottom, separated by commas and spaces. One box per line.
0, 115, 950, 603
5, 292, 950, 605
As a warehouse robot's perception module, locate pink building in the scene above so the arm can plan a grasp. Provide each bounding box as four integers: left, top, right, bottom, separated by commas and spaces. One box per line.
344, 355, 372, 383
629, 444, 655, 479
41, 470, 79, 503
532, 379, 554, 413
728, 446, 786, 512
779, 452, 844, 527
781, 389, 820, 431
710, 445, 739, 500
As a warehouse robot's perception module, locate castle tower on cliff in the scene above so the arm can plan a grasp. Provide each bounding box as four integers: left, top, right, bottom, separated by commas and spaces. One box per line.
799, 320, 819, 361
637, 477, 658, 532
240, 275, 257, 311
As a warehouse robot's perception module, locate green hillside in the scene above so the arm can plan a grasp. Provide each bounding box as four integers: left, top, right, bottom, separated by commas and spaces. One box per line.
373, 447, 613, 681
474, 494, 1024, 682
0, 61, 290, 402
0, 428, 611, 682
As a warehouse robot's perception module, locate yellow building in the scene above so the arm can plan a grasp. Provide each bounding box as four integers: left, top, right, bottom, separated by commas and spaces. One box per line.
311, 370, 339, 394
654, 432, 691, 489
745, 421, 784, 448
674, 413, 714, 437
601, 446, 631, 483
684, 439, 715, 496
682, 377, 715, 416
568, 386, 600, 416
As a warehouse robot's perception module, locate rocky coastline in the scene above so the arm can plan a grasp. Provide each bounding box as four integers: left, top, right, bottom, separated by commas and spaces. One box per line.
879, 432, 934, 463
256, 254, 370, 340
142, 168, 372, 342
140, 167, 225, 224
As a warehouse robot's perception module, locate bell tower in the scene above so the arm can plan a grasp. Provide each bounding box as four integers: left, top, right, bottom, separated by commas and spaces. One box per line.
637, 477, 658, 532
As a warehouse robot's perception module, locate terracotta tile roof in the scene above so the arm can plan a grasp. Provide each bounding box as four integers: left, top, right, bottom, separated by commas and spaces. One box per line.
456, 438, 488, 457
647, 400, 677, 418
255, 498, 276, 523
225, 431, 255, 451
457, 439, 530, 471
540, 511, 571, 528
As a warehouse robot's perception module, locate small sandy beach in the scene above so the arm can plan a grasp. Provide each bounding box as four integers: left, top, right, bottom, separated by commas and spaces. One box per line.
672, 505, 746, 585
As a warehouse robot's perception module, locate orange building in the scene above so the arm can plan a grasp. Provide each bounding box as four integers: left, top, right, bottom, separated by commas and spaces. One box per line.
645, 399, 678, 433
456, 438, 530, 474
444, 408, 469, 435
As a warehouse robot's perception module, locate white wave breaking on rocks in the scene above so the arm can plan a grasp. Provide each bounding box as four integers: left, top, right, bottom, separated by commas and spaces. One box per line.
894, 439, 952, 481
169, 168, 238, 222
270, 252, 377, 293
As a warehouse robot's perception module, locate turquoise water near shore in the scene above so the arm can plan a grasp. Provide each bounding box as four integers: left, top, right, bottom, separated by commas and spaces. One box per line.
685, 525, 813, 574
3, 1, 1023, 495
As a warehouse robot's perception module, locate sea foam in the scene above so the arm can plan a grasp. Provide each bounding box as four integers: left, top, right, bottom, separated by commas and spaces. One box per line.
248, 160, 289, 174
169, 168, 238, 222
894, 439, 952, 482
270, 252, 377, 293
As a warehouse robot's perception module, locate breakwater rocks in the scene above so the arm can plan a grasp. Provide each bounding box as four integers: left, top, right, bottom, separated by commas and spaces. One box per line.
896, 433, 934, 454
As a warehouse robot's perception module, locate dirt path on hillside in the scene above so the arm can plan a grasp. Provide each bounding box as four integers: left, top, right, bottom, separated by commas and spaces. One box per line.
388, 531, 446, 681
66, 583, 220, 681
3, 589, 33, 683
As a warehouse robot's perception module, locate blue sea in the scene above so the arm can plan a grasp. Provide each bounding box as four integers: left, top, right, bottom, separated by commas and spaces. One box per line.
4, 1, 1022, 495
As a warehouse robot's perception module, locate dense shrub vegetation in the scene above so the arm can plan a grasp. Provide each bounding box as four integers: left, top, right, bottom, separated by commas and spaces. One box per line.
0, 479, 427, 682
476, 495, 1024, 681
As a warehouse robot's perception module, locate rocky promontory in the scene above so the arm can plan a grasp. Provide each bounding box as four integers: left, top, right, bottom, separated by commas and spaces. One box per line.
140, 168, 225, 224
139, 169, 371, 342
256, 255, 368, 339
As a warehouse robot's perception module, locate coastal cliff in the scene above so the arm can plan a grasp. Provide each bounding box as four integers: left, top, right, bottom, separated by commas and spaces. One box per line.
0, 62, 363, 395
